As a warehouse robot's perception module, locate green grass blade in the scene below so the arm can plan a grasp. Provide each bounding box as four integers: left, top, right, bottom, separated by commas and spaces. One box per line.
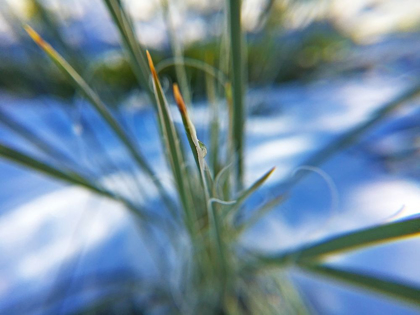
102, 0, 154, 102
227, 0, 246, 190
24, 25, 174, 212
235, 193, 285, 235
0, 108, 73, 165
147, 52, 195, 231
223, 167, 276, 219
0, 142, 145, 217
173, 83, 227, 275
302, 264, 420, 308
205, 57, 221, 177
160, 0, 192, 107
173, 83, 207, 173
156, 57, 228, 88
261, 217, 420, 265
236, 167, 276, 206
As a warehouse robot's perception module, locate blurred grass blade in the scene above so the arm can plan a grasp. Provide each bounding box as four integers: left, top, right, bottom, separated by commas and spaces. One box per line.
286, 81, 420, 190
261, 217, 420, 265
156, 57, 228, 88
102, 0, 154, 102
0, 108, 74, 165
24, 25, 174, 211
0, 142, 144, 217
236, 193, 285, 235
302, 264, 420, 308
160, 0, 191, 106
228, 0, 245, 190
147, 52, 195, 230
205, 55, 221, 177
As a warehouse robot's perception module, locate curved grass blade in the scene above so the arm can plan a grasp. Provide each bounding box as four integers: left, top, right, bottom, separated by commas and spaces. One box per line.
260, 217, 420, 266
24, 25, 174, 212
260, 81, 420, 219
155, 57, 228, 88
0, 142, 145, 217
301, 264, 420, 308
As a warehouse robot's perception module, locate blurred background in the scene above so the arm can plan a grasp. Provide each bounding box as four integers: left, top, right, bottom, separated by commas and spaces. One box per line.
0, 0, 420, 314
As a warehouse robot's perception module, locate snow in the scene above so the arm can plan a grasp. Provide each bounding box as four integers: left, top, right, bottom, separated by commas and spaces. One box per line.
1, 57, 420, 315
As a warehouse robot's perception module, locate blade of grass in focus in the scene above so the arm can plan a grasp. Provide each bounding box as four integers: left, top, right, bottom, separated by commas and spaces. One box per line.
302, 264, 420, 308
173, 82, 228, 294
147, 52, 195, 233
24, 25, 175, 213
260, 217, 420, 266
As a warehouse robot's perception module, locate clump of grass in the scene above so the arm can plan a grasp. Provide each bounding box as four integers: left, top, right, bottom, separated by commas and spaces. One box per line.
1, 0, 420, 313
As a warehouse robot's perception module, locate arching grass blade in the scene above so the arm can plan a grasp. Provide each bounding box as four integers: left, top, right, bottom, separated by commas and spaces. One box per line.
24, 25, 174, 212
0, 142, 145, 217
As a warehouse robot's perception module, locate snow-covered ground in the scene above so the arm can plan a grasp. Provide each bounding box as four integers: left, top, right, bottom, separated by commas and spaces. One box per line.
1, 70, 420, 314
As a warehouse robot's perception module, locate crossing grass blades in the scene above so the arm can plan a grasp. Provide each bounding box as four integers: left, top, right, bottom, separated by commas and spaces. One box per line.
1, 0, 420, 313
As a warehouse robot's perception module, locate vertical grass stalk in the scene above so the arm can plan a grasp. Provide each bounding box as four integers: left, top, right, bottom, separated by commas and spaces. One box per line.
227, 0, 245, 191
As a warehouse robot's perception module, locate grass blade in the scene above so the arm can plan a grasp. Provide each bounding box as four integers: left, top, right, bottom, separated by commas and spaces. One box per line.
236, 167, 276, 206
173, 83, 207, 173
302, 264, 420, 308
235, 193, 285, 235
223, 167, 276, 219
286, 81, 420, 190
24, 25, 174, 211
102, 0, 154, 102
0, 108, 74, 165
260, 217, 420, 265
156, 57, 228, 88
160, 0, 192, 106
147, 51, 195, 231
227, 0, 246, 190
0, 142, 144, 217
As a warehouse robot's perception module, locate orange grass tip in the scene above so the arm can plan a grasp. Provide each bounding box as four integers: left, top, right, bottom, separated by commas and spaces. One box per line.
267, 167, 276, 177
24, 25, 48, 49
173, 84, 187, 114
146, 50, 158, 79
